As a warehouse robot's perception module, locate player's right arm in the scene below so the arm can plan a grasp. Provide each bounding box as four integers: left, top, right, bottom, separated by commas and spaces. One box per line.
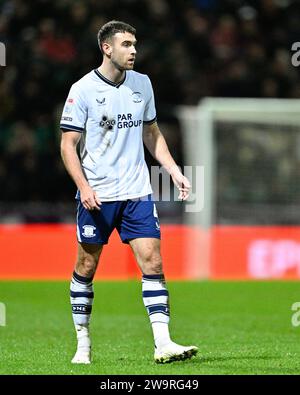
60, 131, 101, 210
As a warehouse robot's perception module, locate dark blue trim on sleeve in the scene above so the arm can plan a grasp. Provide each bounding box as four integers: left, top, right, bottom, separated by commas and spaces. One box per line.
60, 124, 84, 132
143, 117, 157, 125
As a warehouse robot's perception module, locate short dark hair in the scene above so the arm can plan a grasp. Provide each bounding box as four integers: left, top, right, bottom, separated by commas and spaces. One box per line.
97, 20, 136, 53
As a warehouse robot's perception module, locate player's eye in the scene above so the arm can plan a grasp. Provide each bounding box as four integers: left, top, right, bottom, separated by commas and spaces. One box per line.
123, 41, 136, 48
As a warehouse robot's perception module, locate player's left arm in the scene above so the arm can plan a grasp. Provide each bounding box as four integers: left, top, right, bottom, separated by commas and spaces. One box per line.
143, 121, 190, 200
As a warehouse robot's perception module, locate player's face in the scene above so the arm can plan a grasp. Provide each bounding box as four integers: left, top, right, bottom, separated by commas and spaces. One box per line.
109, 32, 137, 71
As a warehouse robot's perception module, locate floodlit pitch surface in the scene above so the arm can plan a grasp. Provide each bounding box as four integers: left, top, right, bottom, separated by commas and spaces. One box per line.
0, 281, 300, 374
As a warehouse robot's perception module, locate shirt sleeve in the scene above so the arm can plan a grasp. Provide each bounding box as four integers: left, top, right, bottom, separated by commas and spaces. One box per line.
60, 84, 87, 132
143, 76, 157, 125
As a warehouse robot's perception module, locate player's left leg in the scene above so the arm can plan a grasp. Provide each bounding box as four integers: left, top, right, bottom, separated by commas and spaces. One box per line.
129, 237, 198, 363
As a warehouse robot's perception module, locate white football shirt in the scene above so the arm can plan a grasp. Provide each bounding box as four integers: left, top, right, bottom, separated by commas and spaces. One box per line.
60, 69, 156, 201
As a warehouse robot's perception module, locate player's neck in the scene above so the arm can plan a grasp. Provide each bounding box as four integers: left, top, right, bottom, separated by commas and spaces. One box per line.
98, 63, 125, 85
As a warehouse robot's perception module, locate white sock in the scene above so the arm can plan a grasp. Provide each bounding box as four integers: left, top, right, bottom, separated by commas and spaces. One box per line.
70, 271, 94, 327
152, 322, 171, 349
142, 274, 171, 349
75, 324, 91, 349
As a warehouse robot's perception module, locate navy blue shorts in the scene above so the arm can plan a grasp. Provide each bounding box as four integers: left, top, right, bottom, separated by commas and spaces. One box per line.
76, 195, 161, 244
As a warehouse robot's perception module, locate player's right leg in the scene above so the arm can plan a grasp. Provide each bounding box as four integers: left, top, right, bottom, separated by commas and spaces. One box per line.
70, 242, 103, 364
71, 198, 120, 364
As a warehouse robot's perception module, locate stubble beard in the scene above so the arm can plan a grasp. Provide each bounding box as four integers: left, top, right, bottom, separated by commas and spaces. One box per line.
111, 57, 133, 71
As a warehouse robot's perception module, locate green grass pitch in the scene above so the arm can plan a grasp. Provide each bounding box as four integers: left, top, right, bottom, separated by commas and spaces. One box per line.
1, 280, 300, 375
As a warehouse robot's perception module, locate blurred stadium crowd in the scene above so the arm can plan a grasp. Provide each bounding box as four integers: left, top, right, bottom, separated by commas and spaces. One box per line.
0, 0, 300, 220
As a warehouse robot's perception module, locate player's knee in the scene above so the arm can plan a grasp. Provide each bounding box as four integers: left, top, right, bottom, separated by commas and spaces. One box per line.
76, 256, 97, 277
143, 252, 162, 274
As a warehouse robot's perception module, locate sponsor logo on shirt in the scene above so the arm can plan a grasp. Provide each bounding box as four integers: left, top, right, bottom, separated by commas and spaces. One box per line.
61, 116, 73, 122
99, 115, 115, 130
98, 113, 143, 130
117, 113, 142, 129
96, 97, 106, 106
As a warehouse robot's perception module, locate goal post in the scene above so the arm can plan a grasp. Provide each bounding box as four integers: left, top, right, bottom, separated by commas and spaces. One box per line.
177, 98, 300, 279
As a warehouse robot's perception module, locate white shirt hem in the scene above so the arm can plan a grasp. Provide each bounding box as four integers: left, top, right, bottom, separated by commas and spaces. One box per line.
94, 190, 153, 202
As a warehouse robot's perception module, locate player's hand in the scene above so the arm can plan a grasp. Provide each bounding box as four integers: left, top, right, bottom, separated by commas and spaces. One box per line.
171, 171, 191, 201
80, 186, 102, 210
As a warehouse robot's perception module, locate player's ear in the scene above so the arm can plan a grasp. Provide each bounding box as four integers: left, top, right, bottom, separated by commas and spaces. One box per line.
102, 42, 112, 57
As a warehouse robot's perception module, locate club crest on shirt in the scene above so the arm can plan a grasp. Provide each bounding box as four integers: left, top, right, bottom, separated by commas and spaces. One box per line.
132, 92, 142, 103
82, 225, 96, 238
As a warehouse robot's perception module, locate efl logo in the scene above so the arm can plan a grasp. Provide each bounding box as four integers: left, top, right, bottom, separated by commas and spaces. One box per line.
248, 240, 300, 278
0, 42, 6, 66
0, 302, 6, 326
